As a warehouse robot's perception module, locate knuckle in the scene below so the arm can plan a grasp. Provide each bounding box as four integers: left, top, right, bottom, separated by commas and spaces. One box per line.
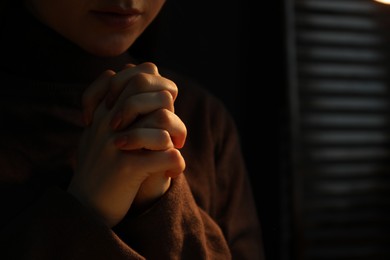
165, 79, 178, 100
139, 62, 159, 74
181, 123, 188, 139
159, 89, 173, 98
170, 148, 183, 160
158, 90, 174, 107
154, 109, 172, 125
167, 148, 185, 168
128, 73, 151, 89
159, 130, 172, 147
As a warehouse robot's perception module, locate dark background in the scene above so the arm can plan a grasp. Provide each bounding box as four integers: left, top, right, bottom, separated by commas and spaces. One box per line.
128, 1, 390, 260
130, 1, 287, 259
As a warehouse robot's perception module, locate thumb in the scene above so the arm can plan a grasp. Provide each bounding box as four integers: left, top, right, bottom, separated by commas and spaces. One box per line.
82, 69, 116, 126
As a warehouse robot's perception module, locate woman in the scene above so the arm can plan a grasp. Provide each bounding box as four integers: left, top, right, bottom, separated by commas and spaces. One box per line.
0, 0, 264, 259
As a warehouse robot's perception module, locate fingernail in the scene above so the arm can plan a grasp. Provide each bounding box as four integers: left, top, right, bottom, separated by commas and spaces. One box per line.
114, 135, 128, 148
110, 110, 122, 130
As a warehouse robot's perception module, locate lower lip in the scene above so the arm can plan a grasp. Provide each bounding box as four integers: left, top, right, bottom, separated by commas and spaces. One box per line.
92, 12, 140, 29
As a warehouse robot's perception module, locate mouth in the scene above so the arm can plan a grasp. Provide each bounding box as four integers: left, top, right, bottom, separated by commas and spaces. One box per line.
91, 7, 142, 29
93, 6, 142, 15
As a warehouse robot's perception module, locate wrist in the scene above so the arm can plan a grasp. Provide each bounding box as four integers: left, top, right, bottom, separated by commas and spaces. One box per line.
131, 174, 171, 214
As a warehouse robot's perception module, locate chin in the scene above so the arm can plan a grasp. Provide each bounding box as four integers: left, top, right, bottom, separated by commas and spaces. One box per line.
87, 46, 130, 57
80, 39, 133, 57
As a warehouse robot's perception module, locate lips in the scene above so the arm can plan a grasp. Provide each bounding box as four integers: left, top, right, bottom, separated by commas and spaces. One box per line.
91, 7, 142, 29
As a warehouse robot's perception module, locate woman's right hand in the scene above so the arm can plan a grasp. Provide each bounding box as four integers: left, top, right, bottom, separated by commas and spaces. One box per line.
68, 64, 186, 228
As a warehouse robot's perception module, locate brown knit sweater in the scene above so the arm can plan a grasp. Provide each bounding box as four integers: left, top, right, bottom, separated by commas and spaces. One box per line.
0, 4, 264, 260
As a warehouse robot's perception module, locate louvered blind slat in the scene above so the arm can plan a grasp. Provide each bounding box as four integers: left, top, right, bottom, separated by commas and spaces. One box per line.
289, 0, 390, 259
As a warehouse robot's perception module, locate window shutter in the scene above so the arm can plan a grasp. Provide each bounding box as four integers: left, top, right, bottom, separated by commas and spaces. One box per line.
287, 0, 390, 259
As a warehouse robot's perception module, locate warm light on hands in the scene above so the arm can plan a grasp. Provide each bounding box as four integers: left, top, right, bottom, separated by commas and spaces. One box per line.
375, 0, 390, 4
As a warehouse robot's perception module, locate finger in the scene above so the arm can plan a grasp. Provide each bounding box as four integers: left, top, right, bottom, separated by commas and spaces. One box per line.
106, 62, 160, 109
114, 128, 174, 151
163, 148, 186, 179
109, 90, 174, 131
112, 73, 178, 112
129, 109, 187, 149
82, 70, 116, 126
123, 63, 136, 69
119, 148, 185, 178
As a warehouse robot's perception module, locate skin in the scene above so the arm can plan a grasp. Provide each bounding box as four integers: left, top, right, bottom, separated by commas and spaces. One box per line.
24, 0, 187, 227
24, 0, 166, 57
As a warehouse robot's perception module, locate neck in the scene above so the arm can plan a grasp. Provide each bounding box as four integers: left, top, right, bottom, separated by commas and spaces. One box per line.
0, 3, 136, 84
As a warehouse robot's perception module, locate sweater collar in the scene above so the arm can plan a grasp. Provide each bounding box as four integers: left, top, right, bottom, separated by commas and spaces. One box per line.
0, 4, 136, 85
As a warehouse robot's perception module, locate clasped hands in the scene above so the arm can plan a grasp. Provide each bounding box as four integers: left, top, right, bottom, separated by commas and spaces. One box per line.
68, 62, 187, 227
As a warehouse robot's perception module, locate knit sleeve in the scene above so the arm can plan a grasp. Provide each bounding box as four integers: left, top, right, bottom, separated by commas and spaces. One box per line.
0, 186, 145, 259
0, 175, 233, 260
210, 100, 265, 260
113, 174, 232, 260
160, 68, 265, 259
